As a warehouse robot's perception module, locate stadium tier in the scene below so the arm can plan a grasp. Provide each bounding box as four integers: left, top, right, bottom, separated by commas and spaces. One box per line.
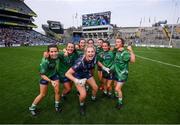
0, 28, 56, 47
0, 0, 56, 47
165, 24, 180, 39
0, 0, 37, 17
112, 24, 180, 48
136, 26, 171, 47
0, 0, 37, 28
165, 24, 180, 47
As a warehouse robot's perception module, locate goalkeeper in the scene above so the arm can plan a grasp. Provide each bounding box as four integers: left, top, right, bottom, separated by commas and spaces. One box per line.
65, 46, 98, 116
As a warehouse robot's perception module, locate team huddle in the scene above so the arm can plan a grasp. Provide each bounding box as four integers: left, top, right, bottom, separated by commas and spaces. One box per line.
28, 38, 135, 116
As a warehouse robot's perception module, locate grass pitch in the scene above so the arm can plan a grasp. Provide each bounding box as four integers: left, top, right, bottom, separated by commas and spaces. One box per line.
0, 46, 180, 124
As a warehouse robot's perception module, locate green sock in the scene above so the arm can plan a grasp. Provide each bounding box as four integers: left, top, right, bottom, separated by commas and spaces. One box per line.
91, 96, 96, 100
29, 104, 36, 110
86, 85, 89, 89
108, 92, 112, 95
115, 92, 118, 97
80, 102, 84, 106
55, 101, 60, 108
118, 98, 123, 104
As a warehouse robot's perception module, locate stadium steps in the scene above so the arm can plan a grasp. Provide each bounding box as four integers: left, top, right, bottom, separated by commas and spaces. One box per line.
42, 25, 62, 40
163, 27, 170, 41
175, 27, 180, 33
135, 31, 141, 37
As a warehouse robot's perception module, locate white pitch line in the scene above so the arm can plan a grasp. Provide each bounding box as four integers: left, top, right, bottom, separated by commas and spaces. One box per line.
136, 55, 180, 69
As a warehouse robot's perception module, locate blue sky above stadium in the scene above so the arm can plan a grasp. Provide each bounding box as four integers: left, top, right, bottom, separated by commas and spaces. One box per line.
25, 0, 180, 32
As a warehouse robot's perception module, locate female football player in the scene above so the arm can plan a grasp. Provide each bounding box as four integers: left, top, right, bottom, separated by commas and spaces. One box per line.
97, 41, 115, 97
57, 42, 78, 100
65, 46, 98, 116
29, 44, 61, 116
76, 39, 86, 57
95, 39, 104, 91
113, 38, 135, 109
43, 42, 78, 101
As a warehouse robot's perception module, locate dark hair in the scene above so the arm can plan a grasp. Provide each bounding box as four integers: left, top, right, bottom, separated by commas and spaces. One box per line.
87, 39, 94, 44
47, 44, 58, 52
98, 38, 104, 42
66, 42, 75, 47
79, 38, 86, 43
116, 37, 125, 46
103, 40, 110, 46
66, 42, 76, 53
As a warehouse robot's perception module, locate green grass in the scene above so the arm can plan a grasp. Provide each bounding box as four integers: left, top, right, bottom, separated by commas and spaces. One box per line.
0, 46, 180, 123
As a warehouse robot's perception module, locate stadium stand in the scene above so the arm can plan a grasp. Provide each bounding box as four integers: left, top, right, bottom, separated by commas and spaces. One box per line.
134, 26, 171, 47
165, 24, 180, 39
0, 0, 56, 47
165, 24, 180, 47
162, 26, 170, 40
0, 0, 36, 16
0, 28, 56, 47
116, 27, 137, 45
113, 24, 179, 48
42, 20, 64, 42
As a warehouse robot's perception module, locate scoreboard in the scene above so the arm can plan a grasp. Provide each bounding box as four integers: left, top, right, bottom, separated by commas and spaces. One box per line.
82, 11, 111, 27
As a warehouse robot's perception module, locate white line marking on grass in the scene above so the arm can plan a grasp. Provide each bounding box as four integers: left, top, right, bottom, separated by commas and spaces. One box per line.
136, 55, 180, 68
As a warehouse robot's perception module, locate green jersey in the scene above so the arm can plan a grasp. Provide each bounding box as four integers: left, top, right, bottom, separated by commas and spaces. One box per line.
76, 48, 84, 57
113, 48, 130, 82
96, 46, 103, 69
95, 46, 103, 55
112, 47, 118, 55
39, 57, 58, 78
57, 51, 78, 77
98, 50, 115, 78
98, 50, 115, 68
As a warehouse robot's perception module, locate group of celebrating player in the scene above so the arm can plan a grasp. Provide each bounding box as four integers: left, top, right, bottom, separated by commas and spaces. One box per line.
28, 37, 135, 116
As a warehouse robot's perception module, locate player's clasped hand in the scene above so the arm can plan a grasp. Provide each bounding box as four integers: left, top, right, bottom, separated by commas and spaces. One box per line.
74, 78, 87, 86
51, 80, 57, 87
127, 45, 133, 52
102, 66, 110, 74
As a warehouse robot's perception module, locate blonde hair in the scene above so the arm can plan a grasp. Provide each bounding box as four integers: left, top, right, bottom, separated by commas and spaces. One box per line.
84, 45, 96, 54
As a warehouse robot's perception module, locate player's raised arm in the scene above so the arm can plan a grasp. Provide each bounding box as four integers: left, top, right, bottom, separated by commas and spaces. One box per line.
127, 45, 135, 63
43, 51, 49, 58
